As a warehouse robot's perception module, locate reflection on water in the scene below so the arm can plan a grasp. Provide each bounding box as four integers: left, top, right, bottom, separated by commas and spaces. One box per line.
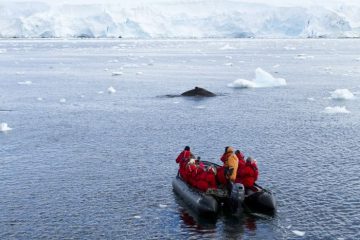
175, 193, 261, 239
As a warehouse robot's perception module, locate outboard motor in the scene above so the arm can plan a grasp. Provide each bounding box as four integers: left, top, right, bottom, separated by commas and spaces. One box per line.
229, 183, 245, 213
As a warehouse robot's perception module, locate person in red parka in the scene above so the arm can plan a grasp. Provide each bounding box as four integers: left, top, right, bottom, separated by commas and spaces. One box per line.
176, 146, 194, 179
239, 157, 259, 190
235, 150, 246, 183
206, 166, 217, 189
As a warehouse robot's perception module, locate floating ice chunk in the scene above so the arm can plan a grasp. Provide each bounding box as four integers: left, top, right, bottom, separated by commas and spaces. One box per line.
194, 105, 206, 109
292, 230, 305, 237
284, 46, 296, 50
295, 54, 314, 60
108, 86, 116, 94
0, 123, 12, 132
59, 98, 66, 103
224, 62, 233, 66
273, 64, 280, 68
307, 97, 315, 101
159, 204, 167, 208
98, 91, 104, 94
286, 225, 292, 229
18, 81, 32, 85
108, 59, 119, 63
219, 44, 235, 50
37, 97, 43, 101
173, 101, 180, 104
324, 106, 350, 114
112, 71, 123, 76
16, 71, 25, 75
104, 68, 109, 71
136, 71, 143, 75
355, 57, 360, 61
225, 55, 233, 59
330, 89, 355, 100
134, 215, 141, 219
228, 68, 287, 88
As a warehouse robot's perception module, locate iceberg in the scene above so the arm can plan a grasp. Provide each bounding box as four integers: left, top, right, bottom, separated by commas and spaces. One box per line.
228, 68, 287, 89
0, 123, 12, 132
324, 106, 350, 114
330, 89, 355, 100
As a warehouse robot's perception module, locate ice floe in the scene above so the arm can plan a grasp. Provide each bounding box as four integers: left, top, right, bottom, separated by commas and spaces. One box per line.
112, 71, 123, 76
159, 204, 167, 208
219, 44, 235, 50
59, 98, 66, 103
330, 89, 355, 100
37, 97, 43, 101
295, 54, 314, 60
108, 86, 116, 94
324, 106, 350, 114
292, 230, 305, 237
0, 123, 12, 132
228, 68, 287, 88
17, 81, 32, 85
134, 215, 141, 219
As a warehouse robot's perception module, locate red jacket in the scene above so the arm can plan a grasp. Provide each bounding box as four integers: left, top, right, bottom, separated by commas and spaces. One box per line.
237, 162, 258, 188
176, 150, 191, 164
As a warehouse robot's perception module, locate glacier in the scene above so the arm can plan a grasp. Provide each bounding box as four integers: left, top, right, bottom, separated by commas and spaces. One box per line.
0, 1, 360, 38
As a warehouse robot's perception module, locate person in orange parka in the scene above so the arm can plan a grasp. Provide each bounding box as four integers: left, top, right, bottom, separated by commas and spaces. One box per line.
239, 157, 259, 190
176, 146, 194, 179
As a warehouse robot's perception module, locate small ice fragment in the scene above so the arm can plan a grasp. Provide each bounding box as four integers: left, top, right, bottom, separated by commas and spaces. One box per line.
292, 230, 305, 237
37, 97, 43, 101
286, 225, 292, 229
112, 71, 123, 76
173, 101, 180, 104
224, 62, 233, 66
136, 71, 143, 75
18, 81, 32, 85
108, 59, 119, 63
159, 204, 167, 208
108, 86, 116, 94
330, 89, 355, 100
16, 71, 25, 75
80, 95, 85, 98
284, 46, 296, 50
134, 215, 141, 219
59, 98, 66, 103
104, 68, 109, 71
324, 106, 350, 114
225, 55, 233, 59
273, 64, 280, 68
0, 49, 7, 53
355, 57, 360, 61
219, 44, 235, 50
194, 105, 206, 109
307, 97, 315, 101
98, 91, 104, 94
0, 123, 12, 132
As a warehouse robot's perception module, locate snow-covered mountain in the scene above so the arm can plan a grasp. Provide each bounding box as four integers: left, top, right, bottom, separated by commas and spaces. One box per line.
1, 1, 360, 38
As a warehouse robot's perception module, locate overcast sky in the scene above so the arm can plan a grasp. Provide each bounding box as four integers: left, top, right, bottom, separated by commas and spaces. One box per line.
0, 0, 358, 6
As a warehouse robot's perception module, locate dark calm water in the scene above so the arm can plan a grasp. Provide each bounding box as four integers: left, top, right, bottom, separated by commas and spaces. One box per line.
1, 39, 360, 239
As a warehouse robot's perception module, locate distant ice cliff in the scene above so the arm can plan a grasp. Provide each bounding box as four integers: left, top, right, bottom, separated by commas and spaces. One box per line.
1, 1, 360, 38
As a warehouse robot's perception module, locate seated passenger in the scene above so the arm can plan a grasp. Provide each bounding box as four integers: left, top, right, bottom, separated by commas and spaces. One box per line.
206, 166, 217, 189
185, 159, 197, 186
238, 157, 259, 191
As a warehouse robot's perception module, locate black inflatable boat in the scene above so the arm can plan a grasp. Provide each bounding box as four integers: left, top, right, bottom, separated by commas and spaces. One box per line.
172, 161, 276, 216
